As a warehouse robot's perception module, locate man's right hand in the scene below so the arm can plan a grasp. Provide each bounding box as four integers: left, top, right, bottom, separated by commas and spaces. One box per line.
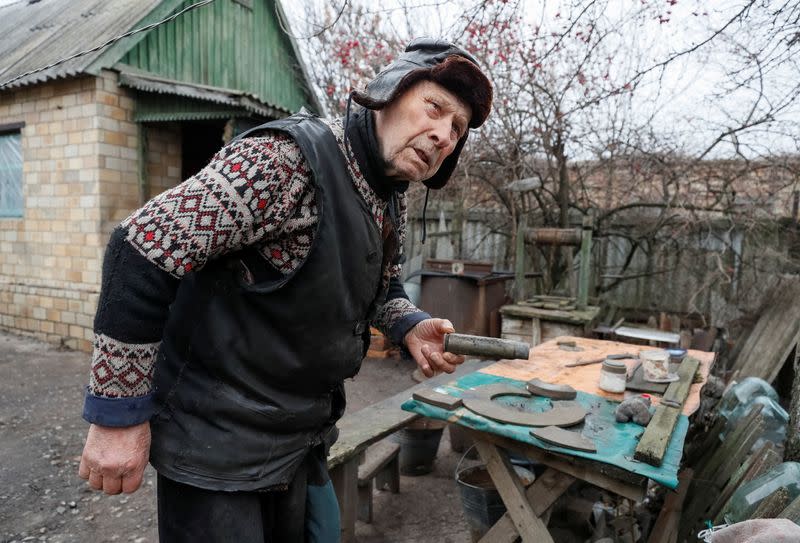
78, 422, 151, 495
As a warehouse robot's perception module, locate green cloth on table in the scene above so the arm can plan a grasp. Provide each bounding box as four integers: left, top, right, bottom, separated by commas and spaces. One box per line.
401, 371, 686, 489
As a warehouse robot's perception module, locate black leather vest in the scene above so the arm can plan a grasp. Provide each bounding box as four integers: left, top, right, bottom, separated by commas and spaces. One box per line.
149, 113, 386, 491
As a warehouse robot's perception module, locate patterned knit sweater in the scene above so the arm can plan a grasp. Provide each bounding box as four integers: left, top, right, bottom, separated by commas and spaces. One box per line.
84, 118, 428, 427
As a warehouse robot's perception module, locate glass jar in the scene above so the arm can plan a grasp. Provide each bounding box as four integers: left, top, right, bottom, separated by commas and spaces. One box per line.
718, 377, 778, 420
723, 462, 800, 524
598, 359, 627, 393
721, 395, 788, 451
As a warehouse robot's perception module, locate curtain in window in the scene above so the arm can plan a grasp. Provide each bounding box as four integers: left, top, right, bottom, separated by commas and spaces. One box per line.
0, 132, 22, 217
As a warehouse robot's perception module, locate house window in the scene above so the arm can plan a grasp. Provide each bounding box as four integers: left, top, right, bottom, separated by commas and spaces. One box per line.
0, 123, 23, 218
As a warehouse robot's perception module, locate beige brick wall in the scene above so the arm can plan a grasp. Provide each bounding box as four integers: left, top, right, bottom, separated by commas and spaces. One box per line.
0, 70, 181, 352
145, 122, 182, 198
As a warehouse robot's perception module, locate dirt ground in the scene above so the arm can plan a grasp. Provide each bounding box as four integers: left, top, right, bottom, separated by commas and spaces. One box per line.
0, 329, 485, 543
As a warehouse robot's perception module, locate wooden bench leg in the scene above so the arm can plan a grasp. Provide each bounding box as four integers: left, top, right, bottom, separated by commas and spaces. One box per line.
376, 452, 400, 493
474, 439, 555, 543
330, 457, 359, 543
480, 467, 575, 543
357, 480, 373, 523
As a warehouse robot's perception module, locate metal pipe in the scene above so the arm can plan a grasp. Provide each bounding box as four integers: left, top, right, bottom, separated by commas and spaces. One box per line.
524, 227, 582, 246
444, 333, 530, 360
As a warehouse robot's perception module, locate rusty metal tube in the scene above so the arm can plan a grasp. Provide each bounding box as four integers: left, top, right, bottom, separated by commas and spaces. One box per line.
444, 333, 530, 360
524, 227, 582, 246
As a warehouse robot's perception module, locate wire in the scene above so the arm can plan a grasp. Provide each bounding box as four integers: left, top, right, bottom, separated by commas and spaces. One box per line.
274, 0, 349, 40
0, 0, 217, 89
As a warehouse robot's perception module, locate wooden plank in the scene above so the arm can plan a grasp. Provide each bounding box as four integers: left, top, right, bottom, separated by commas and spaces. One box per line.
467, 429, 646, 502
733, 279, 800, 382
692, 405, 764, 486
577, 218, 592, 309
499, 303, 601, 325
709, 416, 766, 490
357, 481, 373, 523
327, 360, 487, 470
480, 468, 575, 543
330, 457, 358, 543
634, 357, 700, 466
474, 440, 554, 543
778, 494, 800, 522
531, 317, 542, 346
357, 441, 400, 485
752, 486, 791, 519
684, 416, 726, 472
711, 443, 781, 524
679, 408, 765, 542
515, 218, 527, 302
647, 468, 692, 543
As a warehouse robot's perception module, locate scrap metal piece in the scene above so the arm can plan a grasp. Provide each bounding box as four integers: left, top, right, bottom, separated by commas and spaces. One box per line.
412, 388, 463, 410
557, 340, 583, 352
444, 333, 530, 360
531, 426, 597, 452
461, 384, 586, 428
526, 378, 577, 400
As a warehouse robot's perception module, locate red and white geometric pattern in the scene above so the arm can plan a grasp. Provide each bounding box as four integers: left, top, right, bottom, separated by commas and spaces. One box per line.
122, 132, 317, 277
89, 333, 159, 398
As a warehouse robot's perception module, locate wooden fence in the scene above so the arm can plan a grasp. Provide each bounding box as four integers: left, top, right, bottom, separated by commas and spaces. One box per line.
405, 209, 798, 329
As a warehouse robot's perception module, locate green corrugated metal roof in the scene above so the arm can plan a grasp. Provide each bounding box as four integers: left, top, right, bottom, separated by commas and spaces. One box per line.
117, 0, 315, 116
0, 0, 320, 116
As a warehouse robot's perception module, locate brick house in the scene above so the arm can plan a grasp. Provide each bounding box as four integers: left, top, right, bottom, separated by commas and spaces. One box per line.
0, 0, 320, 351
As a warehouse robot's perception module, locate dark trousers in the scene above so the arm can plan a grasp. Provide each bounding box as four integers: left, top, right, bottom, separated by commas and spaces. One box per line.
156, 469, 341, 542
157, 473, 306, 543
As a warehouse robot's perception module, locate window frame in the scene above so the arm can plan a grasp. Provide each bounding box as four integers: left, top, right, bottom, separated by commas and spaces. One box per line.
0, 121, 25, 219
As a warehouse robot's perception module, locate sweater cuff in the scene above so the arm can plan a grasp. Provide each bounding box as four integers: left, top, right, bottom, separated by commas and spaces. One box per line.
388, 311, 431, 347
82, 388, 156, 427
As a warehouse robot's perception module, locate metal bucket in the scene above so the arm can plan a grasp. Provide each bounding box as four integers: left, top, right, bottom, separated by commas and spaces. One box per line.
392, 427, 444, 476
456, 464, 535, 542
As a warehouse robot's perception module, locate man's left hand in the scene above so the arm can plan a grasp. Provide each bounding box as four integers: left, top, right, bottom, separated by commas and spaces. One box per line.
404, 318, 465, 378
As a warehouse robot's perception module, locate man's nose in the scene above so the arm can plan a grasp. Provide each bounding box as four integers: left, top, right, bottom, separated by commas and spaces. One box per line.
429, 121, 451, 149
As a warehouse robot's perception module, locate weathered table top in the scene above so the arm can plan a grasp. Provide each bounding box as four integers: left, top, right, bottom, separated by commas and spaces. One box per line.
402, 336, 716, 490
479, 335, 714, 415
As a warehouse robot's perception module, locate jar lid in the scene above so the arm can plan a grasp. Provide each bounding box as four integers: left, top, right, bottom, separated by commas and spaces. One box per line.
602, 359, 627, 374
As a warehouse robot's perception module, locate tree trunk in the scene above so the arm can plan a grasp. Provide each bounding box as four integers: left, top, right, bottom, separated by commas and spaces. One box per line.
555, 133, 573, 294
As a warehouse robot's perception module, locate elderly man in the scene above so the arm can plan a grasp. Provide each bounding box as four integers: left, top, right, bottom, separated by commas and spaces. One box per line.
78, 38, 492, 541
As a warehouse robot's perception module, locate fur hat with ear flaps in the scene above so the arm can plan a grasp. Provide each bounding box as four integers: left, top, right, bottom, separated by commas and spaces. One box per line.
351, 38, 493, 189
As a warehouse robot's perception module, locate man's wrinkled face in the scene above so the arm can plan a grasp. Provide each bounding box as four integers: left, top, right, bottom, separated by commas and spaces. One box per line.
374, 80, 471, 183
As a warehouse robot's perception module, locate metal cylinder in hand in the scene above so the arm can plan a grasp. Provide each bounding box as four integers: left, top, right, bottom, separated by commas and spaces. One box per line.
443, 333, 530, 360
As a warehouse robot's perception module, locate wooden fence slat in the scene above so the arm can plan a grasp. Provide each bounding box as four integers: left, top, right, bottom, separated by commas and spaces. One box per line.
733, 280, 800, 382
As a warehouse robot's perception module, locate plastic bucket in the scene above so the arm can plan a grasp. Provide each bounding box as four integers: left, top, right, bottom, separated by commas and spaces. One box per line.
456, 464, 535, 541
392, 427, 444, 476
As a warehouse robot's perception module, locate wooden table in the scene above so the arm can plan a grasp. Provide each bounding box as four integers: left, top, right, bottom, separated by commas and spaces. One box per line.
403, 336, 715, 543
